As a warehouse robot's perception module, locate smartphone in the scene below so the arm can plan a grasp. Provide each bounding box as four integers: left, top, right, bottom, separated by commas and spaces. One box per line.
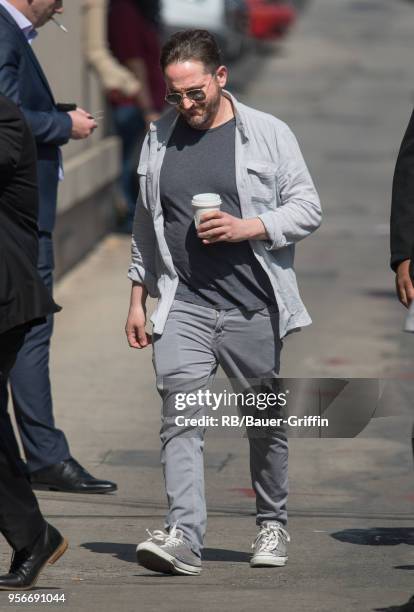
56, 103, 77, 112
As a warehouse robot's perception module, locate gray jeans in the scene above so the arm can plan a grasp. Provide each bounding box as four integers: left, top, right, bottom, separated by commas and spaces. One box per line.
152, 299, 288, 556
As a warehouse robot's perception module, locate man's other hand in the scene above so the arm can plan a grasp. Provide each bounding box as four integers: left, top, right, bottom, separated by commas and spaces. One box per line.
125, 307, 151, 349
396, 259, 414, 308
68, 109, 98, 139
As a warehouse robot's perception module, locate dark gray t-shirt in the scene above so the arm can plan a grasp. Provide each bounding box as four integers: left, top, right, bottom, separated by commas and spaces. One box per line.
159, 115, 276, 310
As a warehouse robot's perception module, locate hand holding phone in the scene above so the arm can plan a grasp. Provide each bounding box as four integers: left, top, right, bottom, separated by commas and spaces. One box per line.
67, 108, 98, 140
56, 103, 77, 112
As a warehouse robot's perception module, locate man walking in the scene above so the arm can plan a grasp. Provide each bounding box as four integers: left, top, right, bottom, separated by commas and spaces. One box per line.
125, 29, 321, 575
0, 0, 116, 493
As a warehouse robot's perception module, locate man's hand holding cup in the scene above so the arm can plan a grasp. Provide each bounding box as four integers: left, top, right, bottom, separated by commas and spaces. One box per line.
193, 192, 268, 244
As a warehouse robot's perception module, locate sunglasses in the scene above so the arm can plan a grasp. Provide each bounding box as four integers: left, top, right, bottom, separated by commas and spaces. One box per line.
165, 75, 214, 106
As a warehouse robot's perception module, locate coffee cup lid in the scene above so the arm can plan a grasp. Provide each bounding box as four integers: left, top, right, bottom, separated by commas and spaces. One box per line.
192, 193, 221, 204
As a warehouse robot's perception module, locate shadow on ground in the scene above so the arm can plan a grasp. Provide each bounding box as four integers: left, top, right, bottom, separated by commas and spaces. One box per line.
81, 542, 136, 563
374, 595, 414, 612
81, 543, 250, 564
331, 528, 414, 546
202, 548, 250, 562
333, 528, 414, 611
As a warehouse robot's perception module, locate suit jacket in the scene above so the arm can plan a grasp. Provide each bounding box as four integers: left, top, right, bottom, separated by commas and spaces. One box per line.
0, 5, 72, 232
390, 109, 414, 271
0, 94, 60, 334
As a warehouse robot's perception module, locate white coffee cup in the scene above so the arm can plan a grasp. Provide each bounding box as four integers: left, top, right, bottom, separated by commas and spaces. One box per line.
191, 193, 222, 228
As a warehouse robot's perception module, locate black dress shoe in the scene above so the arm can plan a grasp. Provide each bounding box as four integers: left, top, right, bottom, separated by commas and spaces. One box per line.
0, 523, 68, 590
30, 458, 117, 494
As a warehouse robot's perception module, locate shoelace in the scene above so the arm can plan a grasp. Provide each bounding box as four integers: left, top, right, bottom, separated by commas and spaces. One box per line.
252, 524, 291, 553
145, 523, 184, 548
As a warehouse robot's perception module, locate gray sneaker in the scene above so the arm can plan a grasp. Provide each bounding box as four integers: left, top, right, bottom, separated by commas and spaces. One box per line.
250, 522, 290, 567
136, 524, 201, 576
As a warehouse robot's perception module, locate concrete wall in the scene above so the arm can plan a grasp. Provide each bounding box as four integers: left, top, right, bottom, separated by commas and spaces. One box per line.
32, 0, 121, 278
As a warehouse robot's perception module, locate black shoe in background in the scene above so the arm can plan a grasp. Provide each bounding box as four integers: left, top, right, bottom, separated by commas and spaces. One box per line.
30, 458, 117, 494
0, 523, 68, 590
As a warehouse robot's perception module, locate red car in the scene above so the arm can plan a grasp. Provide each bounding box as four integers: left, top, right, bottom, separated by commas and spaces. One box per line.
247, 0, 297, 40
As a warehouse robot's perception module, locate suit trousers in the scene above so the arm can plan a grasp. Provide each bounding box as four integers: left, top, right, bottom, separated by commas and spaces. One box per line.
5, 233, 70, 471
0, 325, 46, 552
152, 300, 289, 556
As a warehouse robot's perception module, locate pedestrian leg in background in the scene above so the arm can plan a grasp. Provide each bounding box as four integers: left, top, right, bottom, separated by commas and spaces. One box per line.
412, 423, 414, 465
0, 324, 34, 478
111, 104, 146, 232
0, 444, 68, 591
0, 448, 45, 557
7, 233, 117, 493
8, 233, 70, 473
0, 325, 67, 590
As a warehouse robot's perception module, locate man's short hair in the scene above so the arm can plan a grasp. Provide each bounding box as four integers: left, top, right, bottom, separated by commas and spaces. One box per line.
160, 29, 222, 74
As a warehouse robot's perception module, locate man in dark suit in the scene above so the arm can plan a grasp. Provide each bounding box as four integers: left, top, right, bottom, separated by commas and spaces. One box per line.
0, 0, 116, 493
390, 109, 414, 464
0, 94, 67, 590
391, 108, 414, 305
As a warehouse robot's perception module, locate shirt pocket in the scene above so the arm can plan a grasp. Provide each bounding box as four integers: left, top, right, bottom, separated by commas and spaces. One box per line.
245, 160, 278, 209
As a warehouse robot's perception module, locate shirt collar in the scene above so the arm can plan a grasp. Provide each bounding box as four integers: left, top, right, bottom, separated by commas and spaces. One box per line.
0, 0, 37, 42
222, 89, 248, 141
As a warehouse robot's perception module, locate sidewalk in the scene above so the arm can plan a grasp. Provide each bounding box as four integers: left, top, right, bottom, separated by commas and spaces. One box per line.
2, 0, 414, 610
0, 233, 410, 612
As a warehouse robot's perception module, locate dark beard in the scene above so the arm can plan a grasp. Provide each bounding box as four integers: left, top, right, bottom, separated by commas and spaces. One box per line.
180, 91, 222, 130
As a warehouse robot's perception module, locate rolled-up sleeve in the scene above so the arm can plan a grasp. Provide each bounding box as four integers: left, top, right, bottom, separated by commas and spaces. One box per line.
128, 137, 159, 296
258, 124, 322, 250
128, 191, 157, 292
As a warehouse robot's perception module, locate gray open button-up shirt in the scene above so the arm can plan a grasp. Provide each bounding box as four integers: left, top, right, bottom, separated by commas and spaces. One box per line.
128, 91, 322, 339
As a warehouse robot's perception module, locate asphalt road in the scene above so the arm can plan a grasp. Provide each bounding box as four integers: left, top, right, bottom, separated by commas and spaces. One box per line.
2, 1, 414, 611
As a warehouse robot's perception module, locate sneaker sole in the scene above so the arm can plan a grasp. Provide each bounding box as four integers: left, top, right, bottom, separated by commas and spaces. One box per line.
136, 543, 201, 576
0, 538, 68, 591
250, 554, 288, 568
